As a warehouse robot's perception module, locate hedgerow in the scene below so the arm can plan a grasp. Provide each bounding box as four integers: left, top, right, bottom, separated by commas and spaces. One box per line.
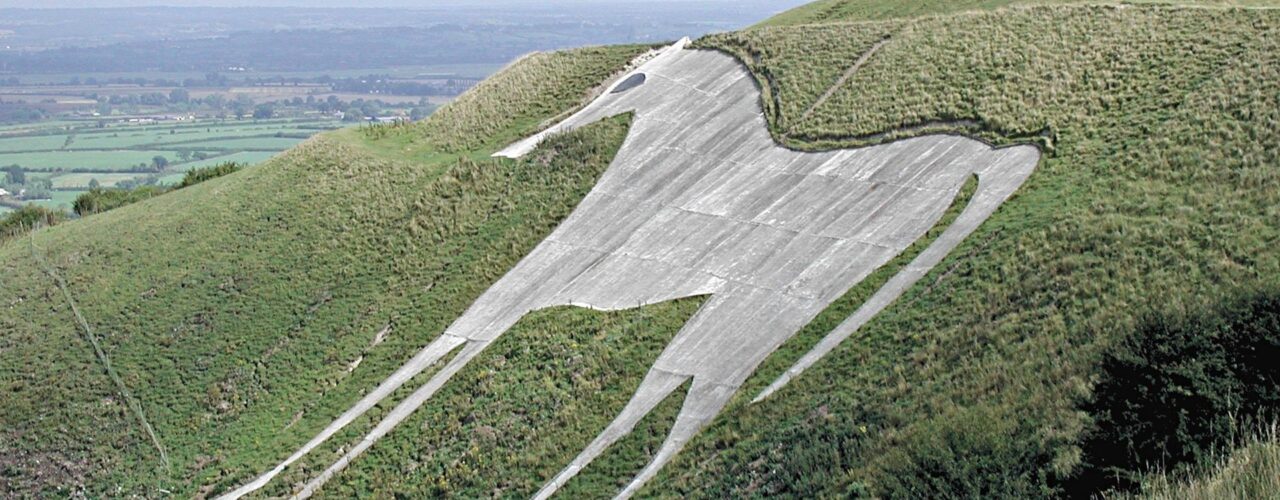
175, 161, 244, 189
73, 186, 168, 216
0, 204, 65, 243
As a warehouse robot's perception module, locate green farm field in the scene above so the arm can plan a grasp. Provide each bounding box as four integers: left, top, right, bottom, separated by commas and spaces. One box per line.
58, 127, 317, 151
0, 117, 340, 211
0, 135, 73, 152
26, 190, 82, 211
167, 137, 307, 151
50, 173, 148, 189
171, 151, 280, 170
0, 150, 179, 171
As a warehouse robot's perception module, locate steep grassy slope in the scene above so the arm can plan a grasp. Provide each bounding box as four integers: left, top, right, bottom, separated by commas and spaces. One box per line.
0, 45, 649, 497
2, 1, 1279, 498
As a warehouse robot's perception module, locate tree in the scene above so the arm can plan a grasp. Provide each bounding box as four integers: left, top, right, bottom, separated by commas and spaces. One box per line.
252, 104, 275, 120
22, 178, 51, 200
177, 150, 193, 162
88, 178, 100, 189
169, 88, 190, 103
152, 155, 169, 171
205, 94, 226, 110
3, 165, 24, 185
1, 206, 65, 241
231, 94, 254, 119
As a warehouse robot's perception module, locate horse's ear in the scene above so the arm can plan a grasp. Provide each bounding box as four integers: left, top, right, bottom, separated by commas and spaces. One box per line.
611, 73, 647, 94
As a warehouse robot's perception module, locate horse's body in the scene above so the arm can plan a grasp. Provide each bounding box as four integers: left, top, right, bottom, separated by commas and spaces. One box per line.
222, 39, 1040, 500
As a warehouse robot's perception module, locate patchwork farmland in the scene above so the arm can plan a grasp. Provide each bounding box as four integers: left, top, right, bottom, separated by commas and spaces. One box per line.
0, 117, 341, 212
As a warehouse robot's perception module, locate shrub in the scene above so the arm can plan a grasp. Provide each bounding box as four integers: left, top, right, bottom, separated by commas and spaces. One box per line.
1071, 290, 1280, 494
175, 162, 244, 189
0, 204, 66, 242
73, 186, 168, 216
870, 404, 1063, 498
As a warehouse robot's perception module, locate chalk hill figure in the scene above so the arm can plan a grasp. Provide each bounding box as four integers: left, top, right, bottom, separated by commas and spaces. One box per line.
220, 39, 1039, 500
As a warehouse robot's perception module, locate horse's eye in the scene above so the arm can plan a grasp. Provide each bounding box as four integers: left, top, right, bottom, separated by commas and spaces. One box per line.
611, 73, 646, 94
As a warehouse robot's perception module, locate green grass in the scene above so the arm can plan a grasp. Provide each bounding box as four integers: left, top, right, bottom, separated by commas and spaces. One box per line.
2, 1, 1280, 498
641, 3, 1280, 497
0, 66, 641, 496
170, 151, 280, 170
0, 150, 174, 171
62, 126, 323, 150
165, 137, 306, 151
0, 120, 81, 132
1119, 429, 1280, 500
307, 297, 704, 499
156, 173, 186, 186
26, 190, 84, 211
0, 120, 336, 187
0, 134, 72, 153
415, 44, 656, 153
49, 173, 150, 189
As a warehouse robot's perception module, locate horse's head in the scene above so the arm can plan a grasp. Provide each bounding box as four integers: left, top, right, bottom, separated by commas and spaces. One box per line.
494, 38, 693, 158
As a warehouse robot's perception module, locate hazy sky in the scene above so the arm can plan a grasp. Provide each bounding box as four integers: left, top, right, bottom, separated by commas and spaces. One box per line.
0, 0, 782, 7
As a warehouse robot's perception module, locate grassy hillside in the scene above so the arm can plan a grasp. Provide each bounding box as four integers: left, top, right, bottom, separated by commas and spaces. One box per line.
2, 1, 1279, 498
643, 3, 1280, 497
0, 44, 649, 497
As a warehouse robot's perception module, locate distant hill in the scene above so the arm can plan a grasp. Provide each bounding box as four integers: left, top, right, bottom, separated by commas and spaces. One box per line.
2, 1, 1278, 498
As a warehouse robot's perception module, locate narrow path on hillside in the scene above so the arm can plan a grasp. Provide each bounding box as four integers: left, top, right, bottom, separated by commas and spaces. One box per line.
792, 37, 891, 131
29, 231, 171, 471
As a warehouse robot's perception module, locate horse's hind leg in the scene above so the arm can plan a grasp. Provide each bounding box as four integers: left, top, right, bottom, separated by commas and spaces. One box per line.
293, 340, 490, 499
216, 333, 469, 500
754, 145, 1041, 402
614, 377, 735, 499
534, 369, 689, 500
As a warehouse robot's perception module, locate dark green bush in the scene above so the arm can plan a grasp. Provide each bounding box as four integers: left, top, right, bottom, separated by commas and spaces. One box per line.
1071, 290, 1280, 494
871, 404, 1062, 499
175, 162, 244, 189
0, 204, 66, 242
73, 186, 168, 216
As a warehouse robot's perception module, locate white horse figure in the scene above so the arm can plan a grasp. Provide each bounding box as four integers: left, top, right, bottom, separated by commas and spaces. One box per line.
221, 39, 1039, 500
